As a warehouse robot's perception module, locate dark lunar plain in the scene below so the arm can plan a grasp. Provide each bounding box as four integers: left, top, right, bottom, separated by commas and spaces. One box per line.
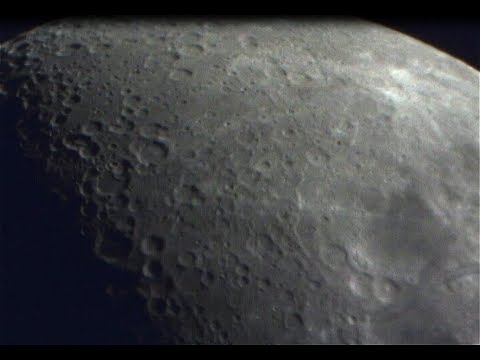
0, 18, 479, 345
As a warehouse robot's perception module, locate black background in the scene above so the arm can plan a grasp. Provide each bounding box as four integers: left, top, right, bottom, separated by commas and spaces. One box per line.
0, 14, 478, 345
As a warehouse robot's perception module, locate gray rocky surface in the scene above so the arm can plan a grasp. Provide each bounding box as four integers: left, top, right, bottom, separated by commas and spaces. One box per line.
0, 18, 478, 344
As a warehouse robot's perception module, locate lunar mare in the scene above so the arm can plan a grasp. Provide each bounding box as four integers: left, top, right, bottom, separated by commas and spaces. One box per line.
0, 18, 478, 344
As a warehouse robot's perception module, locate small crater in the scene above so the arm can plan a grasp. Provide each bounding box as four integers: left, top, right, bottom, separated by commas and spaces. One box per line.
69, 43, 83, 50
179, 44, 205, 56
254, 159, 273, 173
285, 312, 304, 329
95, 172, 124, 194
169, 68, 193, 81
210, 319, 221, 331
239, 276, 250, 286
239, 34, 259, 48
247, 233, 284, 260
80, 201, 98, 218
141, 235, 167, 257
257, 277, 272, 291
70, 94, 81, 103
130, 95, 142, 102
446, 270, 479, 299
166, 297, 182, 316
143, 259, 164, 279
174, 184, 205, 208
96, 229, 132, 262
139, 139, 170, 165
201, 271, 215, 288
81, 121, 103, 135
372, 277, 400, 304
177, 251, 196, 268
306, 148, 331, 166
62, 134, 100, 158
167, 52, 181, 61
123, 107, 135, 115
348, 272, 373, 299
281, 128, 296, 137
235, 264, 249, 276
52, 114, 68, 126
320, 243, 348, 270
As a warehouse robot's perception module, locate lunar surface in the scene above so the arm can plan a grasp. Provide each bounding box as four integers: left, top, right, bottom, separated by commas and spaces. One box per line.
0, 18, 478, 344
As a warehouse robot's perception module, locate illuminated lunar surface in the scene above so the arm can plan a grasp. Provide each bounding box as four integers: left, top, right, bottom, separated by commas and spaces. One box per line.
0, 18, 478, 344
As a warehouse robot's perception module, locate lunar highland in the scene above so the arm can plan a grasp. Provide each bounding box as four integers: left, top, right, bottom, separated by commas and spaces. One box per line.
0, 18, 478, 344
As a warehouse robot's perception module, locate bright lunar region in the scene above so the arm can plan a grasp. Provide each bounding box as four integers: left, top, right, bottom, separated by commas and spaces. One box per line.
0, 18, 478, 345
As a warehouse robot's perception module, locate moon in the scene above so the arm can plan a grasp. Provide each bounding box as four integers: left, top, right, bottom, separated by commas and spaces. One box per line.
1, 18, 478, 344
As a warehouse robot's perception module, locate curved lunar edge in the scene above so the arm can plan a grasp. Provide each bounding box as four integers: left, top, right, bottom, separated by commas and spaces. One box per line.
0, 18, 478, 344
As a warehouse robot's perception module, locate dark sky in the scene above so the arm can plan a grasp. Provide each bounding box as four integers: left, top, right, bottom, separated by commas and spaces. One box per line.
0, 95, 153, 344
369, 17, 479, 70
0, 17, 478, 345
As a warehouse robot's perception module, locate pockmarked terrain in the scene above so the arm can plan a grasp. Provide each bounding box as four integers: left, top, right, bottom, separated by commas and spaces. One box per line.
1, 18, 478, 344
